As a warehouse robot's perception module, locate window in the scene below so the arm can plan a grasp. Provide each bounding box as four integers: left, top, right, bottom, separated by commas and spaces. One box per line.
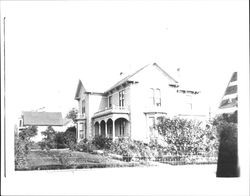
82, 100, 85, 114
119, 90, 125, 107
108, 96, 112, 108
155, 88, 161, 107
149, 88, 155, 106
79, 122, 86, 139
149, 88, 161, 107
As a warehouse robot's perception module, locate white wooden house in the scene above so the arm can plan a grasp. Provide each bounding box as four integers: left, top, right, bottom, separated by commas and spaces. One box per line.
74, 63, 208, 142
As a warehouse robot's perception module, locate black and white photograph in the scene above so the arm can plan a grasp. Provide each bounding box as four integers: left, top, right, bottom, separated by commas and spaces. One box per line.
1, 0, 249, 195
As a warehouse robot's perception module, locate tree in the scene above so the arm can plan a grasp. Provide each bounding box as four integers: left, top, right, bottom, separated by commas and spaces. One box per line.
40, 126, 57, 149
19, 126, 38, 140
66, 108, 78, 123
15, 126, 38, 169
215, 111, 239, 177
54, 132, 67, 149
63, 126, 77, 150
216, 122, 239, 177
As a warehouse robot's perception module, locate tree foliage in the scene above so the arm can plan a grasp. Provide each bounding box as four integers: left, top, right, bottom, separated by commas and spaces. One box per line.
156, 117, 218, 156
66, 108, 78, 123
15, 126, 38, 170
215, 111, 239, 177
19, 126, 38, 140
40, 126, 57, 149
63, 126, 77, 150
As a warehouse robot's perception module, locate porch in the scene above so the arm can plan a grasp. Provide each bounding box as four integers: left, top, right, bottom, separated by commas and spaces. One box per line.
93, 115, 130, 140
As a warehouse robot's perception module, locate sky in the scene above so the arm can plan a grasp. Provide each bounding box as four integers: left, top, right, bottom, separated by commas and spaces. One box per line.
1, 0, 248, 124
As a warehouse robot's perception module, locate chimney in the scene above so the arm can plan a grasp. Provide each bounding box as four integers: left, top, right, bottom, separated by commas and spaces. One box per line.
176, 67, 181, 83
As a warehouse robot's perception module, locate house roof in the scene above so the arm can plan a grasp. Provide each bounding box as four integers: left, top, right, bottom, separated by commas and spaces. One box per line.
104, 63, 178, 93
22, 111, 63, 126
75, 63, 179, 99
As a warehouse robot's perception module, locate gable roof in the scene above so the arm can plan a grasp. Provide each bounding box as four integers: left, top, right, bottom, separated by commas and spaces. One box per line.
104, 63, 178, 93
22, 111, 63, 126
74, 79, 107, 100
75, 63, 178, 98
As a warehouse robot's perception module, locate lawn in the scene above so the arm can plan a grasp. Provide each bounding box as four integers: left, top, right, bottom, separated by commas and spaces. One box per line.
24, 149, 145, 170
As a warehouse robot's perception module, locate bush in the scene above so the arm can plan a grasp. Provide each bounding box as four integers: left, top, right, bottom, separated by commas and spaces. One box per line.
15, 134, 29, 169
54, 132, 67, 149
108, 138, 156, 162
40, 126, 57, 150
213, 111, 237, 126
76, 139, 97, 153
15, 126, 39, 170
63, 126, 77, 150
92, 136, 113, 150
156, 117, 219, 157
216, 121, 239, 177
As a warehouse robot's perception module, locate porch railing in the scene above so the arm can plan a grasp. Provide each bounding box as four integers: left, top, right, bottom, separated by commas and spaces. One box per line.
94, 105, 129, 116
76, 113, 86, 119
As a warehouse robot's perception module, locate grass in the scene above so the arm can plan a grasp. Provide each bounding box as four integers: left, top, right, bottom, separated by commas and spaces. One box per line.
20, 149, 142, 170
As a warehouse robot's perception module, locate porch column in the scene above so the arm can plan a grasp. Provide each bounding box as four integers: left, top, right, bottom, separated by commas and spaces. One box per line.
105, 121, 108, 138
112, 120, 115, 141
99, 123, 101, 136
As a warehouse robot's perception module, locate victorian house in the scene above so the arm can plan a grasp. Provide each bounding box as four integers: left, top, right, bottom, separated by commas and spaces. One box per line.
74, 63, 208, 143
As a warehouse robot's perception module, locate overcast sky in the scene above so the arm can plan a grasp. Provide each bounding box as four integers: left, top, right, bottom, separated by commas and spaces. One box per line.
1, 1, 248, 124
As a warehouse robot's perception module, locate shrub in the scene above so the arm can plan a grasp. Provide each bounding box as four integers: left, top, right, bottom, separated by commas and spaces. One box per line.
213, 111, 237, 126
156, 117, 219, 157
40, 126, 57, 150
15, 126, 38, 170
63, 126, 77, 149
54, 132, 67, 149
76, 139, 97, 153
15, 133, 29, 169
92, 136, 113, 150
19, 126, 38, 140
108, 138, 156, 162
216, 121, 239, 177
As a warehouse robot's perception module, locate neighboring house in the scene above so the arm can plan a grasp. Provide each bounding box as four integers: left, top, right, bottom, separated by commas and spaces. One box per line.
218, 72, 238, 114
18, 111, 64, 142
74, 63, 208, 143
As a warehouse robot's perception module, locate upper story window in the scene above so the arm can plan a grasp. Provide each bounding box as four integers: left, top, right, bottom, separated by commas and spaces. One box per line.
155, 88, 161, 107
185, 95, 192, 111
149, 88, 155, 106
108, 96, 112, 108
149, 88, 161, 107
82, 99, 85, 114
119, 90, 125, 107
